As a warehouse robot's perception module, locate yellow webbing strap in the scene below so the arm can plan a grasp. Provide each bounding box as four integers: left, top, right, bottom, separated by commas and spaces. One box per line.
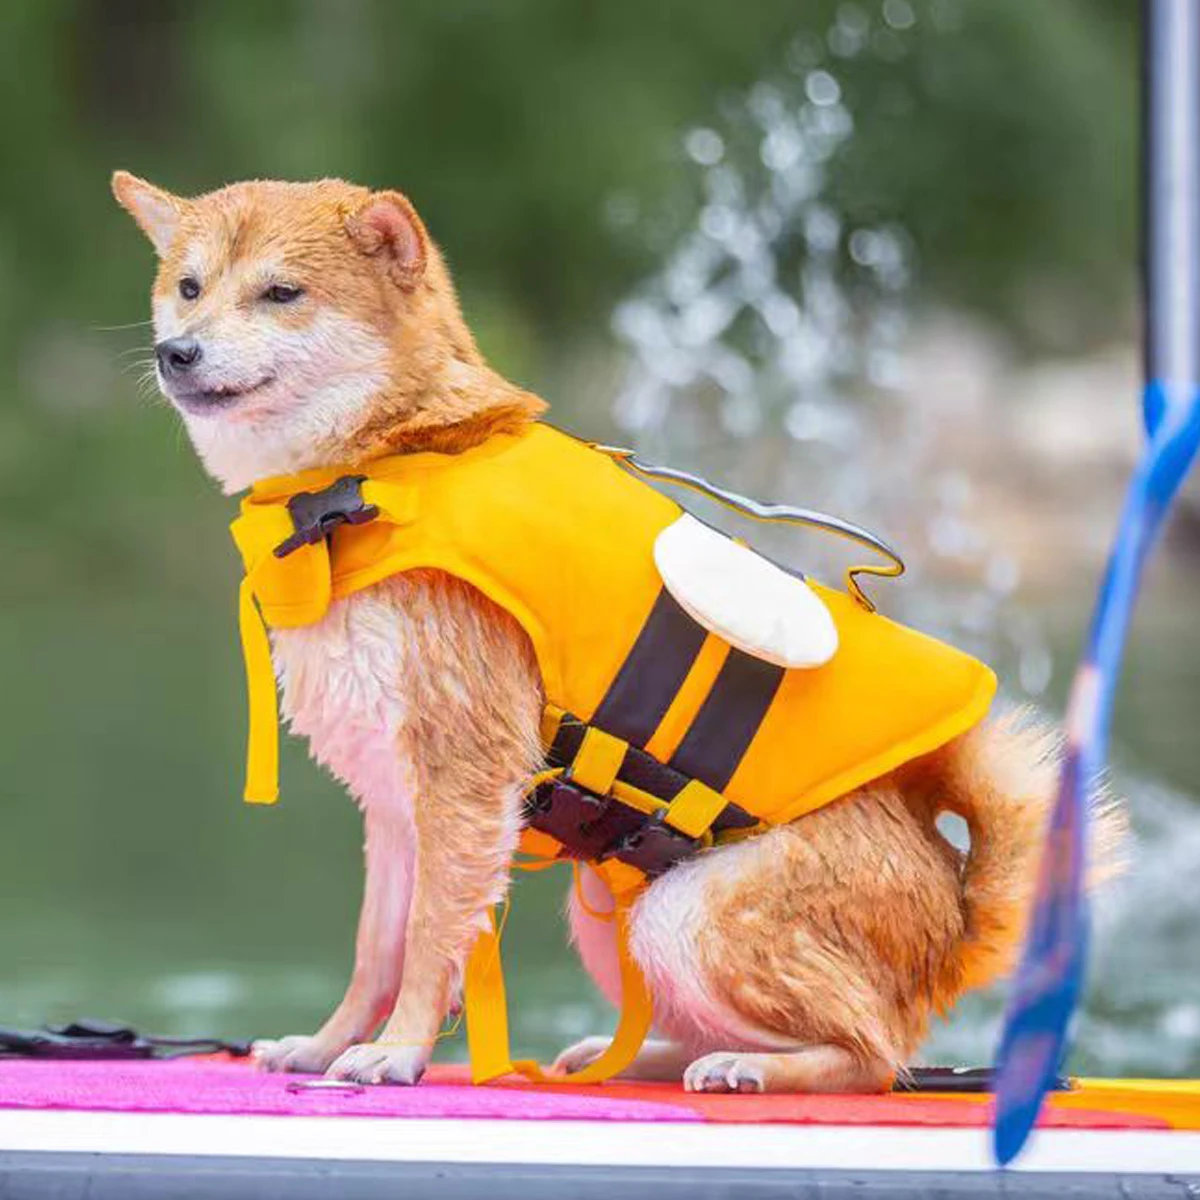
464, 881, 653, 1086
517, 826, 566, 861
239, 578, 280, 805
235, 478, 416, 807
663, 778, 728, 840
569, 726, 628, 796
540, 703, 568, 748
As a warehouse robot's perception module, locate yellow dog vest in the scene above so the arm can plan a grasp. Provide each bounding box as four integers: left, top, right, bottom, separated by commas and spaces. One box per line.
230, 421, 996, 1083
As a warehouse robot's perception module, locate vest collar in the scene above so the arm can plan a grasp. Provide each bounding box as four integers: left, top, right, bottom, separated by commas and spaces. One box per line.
232, 427, 538, 806
246, 427, 530, 504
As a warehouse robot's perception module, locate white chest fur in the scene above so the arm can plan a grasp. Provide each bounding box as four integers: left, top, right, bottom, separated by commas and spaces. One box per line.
270, 583, 415, 820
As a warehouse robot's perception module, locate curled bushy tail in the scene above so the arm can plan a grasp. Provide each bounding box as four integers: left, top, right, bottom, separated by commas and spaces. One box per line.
905, 710, 1127, 991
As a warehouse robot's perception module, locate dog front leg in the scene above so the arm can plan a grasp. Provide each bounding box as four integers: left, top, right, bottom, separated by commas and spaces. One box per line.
325, 773, 520, 1085
254, 805, 414, 1074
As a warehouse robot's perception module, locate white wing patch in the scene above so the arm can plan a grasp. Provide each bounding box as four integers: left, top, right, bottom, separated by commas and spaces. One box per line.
653, 514, 838, 669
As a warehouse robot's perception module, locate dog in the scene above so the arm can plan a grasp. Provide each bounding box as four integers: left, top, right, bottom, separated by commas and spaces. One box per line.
112, 171, 1123, 1092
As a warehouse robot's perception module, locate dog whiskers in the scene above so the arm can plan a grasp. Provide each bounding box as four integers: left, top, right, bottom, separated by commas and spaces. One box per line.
92, 318, 155, 333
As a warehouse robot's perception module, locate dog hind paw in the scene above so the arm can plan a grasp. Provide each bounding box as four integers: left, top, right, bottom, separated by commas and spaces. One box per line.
683, 1052, 766, 1094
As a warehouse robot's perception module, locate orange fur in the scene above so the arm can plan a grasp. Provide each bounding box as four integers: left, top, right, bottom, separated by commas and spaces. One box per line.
693, 714, 1113, 1079
112, 171, 545, 471
114, 173, 1125, 1091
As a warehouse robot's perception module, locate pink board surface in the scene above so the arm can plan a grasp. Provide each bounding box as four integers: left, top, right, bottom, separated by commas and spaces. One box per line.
0, 1059, 697, 1122
0, 1058, 1167, 1130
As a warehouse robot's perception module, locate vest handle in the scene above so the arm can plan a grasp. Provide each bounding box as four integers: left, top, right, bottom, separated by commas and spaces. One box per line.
592, 444, 905, 613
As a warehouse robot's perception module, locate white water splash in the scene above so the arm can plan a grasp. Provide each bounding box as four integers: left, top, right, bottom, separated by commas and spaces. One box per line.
610, 20, 1043, 692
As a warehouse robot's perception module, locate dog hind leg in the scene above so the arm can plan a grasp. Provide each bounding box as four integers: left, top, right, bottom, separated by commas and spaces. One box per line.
683, 1044, 893, 1094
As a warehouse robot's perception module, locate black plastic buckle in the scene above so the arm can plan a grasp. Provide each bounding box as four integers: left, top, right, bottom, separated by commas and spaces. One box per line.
273, 475, 380, 559
608, 810, 701, 879
527, 780, 619, 861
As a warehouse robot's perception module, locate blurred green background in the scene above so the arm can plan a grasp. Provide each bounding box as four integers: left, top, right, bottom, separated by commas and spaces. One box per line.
2, 0, 1196, 1076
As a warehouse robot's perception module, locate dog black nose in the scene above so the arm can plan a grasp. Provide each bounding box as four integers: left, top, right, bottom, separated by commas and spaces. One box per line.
155, 337, 203, 376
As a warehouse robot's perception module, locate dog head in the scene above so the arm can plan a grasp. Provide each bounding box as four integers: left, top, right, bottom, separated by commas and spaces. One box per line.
113, 172, 498, 492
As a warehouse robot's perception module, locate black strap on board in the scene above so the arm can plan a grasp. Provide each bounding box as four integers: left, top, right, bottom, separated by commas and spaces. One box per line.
0, 1018, 251, 1060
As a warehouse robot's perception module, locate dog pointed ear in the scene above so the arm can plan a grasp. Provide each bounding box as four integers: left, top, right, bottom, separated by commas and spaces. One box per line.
112, 170, 190, 256
344, 191, 428, 291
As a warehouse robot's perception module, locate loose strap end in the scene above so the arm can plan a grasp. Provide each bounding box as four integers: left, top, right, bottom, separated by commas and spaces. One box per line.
238, 577, 280, 805
464, 897, 653, 1086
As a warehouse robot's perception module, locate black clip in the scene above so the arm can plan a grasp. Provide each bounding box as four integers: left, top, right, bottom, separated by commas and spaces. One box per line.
608, 809, 701, 878
526, 780, 618, 861
273, 475, 380, 559
0, 1017, 253, 1061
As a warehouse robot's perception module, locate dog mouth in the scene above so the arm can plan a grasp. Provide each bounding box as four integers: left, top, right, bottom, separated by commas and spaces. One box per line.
169, 375, 276, 414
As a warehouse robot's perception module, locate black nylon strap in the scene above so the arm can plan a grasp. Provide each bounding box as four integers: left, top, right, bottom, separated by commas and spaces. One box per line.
669, 651, 785, 792
589, 589, 706, 747
544, 714, 758, 836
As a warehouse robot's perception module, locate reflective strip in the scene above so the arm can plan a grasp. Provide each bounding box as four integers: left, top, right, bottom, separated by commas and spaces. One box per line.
590, 589, 706, 746
644, 634, 730, 762
670, 651, 785, 792
570, 727, 628, 795
664, 778, 728, 840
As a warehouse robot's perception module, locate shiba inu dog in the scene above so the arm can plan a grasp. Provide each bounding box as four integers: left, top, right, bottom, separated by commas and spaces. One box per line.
112, 171, 1122, 1091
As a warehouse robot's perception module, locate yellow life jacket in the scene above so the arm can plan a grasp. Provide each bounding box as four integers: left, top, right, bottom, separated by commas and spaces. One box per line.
230, 421, 997, 1084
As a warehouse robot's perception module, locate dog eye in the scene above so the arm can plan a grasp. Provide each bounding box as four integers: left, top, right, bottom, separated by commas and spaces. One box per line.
263, 284, 303, 304
179, 277, 200, 301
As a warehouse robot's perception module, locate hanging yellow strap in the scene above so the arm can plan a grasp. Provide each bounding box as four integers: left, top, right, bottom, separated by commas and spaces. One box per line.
238, 577, 280, 805
231, 476, 419, 808
463, 893, 653, 1085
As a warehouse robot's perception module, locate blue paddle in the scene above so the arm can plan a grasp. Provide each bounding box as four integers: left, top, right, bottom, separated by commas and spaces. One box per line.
992, 0, 1200, 1164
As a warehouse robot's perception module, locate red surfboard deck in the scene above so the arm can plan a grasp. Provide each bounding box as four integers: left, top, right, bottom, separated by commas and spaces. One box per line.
0, 1059, 1193, 1131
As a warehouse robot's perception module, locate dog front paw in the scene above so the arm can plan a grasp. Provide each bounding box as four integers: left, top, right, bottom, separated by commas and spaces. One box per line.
252, 1034, 346, 1075
552, 1035, 612, 1075
325, 1041, 429, 1086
